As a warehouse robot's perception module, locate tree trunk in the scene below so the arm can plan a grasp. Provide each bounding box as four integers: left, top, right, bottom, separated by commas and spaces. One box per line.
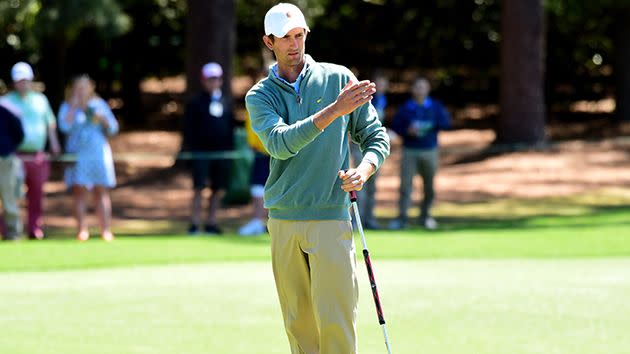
185, 0, 235, 102
614, 7, 630, 122
119, 30, 144, 128
498, 0, 546, 144
40, 34, 68, 113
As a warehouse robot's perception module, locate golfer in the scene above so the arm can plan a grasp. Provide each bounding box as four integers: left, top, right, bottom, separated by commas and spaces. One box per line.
246, 3, 390, 353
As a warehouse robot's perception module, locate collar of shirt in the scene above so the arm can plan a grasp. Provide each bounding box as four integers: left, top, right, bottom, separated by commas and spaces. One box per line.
270, 55, 312, 94
420, 97, 433, 108
409, 97, 434, 110
7, 90, 32, 103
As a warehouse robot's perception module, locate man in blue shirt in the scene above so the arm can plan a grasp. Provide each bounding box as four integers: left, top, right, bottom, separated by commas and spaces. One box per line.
389, 77, 451, 230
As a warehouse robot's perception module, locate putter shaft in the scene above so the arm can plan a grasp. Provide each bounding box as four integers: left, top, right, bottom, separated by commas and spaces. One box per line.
350, 190, 392, 354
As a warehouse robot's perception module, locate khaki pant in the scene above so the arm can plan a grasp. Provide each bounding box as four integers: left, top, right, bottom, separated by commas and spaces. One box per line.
0, 154, 23, 238
398, 147, 439, 222
268, 219, 358, 354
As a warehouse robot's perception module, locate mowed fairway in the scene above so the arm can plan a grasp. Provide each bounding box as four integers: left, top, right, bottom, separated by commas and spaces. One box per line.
1, 204, 629, 354
1, 260, 630, 354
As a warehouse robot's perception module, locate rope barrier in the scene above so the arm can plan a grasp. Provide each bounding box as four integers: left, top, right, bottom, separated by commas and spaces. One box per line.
17, 150, 255, 163
13, 135, 629, 162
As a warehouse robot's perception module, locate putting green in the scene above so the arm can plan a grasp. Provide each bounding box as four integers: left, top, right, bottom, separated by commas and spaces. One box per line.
1, 260, 629, 354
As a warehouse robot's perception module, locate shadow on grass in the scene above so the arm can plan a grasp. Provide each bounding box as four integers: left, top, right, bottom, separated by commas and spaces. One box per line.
389, 204, 630, 235
40, 204, 630, 242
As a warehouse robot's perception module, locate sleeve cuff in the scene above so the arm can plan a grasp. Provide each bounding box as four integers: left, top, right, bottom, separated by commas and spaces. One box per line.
362, 150, 382, 170
307, 116, 324, 133
298, 116, 323, 141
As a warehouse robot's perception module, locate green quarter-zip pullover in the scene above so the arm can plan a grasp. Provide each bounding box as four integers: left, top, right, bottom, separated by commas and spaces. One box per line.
245, 55, 390, 220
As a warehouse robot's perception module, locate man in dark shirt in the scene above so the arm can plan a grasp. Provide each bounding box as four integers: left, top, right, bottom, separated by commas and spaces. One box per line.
389, 77, 451, 230
0, 100, 25, 240
182, 62, 234, 235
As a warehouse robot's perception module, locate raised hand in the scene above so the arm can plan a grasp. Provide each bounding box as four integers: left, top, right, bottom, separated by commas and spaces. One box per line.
332, 80, 376, 117
312, 80, 377, 131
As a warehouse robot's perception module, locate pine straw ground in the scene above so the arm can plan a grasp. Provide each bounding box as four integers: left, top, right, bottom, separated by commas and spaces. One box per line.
38, 123, 630, 237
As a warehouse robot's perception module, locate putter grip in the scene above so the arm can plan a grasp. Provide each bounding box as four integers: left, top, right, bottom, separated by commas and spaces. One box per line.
349, 190, 358, 202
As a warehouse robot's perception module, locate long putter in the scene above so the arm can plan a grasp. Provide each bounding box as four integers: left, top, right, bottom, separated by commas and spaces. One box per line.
349, 190, 393, 354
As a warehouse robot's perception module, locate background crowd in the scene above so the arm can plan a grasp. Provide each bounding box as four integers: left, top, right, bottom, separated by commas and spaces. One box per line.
1, 0, 627, 242
0, 58, 452, 241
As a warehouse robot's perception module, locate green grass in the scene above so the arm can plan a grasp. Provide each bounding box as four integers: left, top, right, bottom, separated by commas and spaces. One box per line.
0, 205, 628, 272
1, 260, 629, 354
1, 195, 629, 353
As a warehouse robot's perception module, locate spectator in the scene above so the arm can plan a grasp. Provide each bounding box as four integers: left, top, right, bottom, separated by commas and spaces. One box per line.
2, 62, 61, 240
349, 73, 389, 229
238, 111, 270, 236
58, 75, 119, 241
389, 77, 451, 230
0, 99, 25, 241
182, 62, 234, 235
246, 3, 390, 353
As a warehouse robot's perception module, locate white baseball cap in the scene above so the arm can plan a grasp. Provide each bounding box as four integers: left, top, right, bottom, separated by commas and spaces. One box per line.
264, 3, 310, 38
202, 62, 223, 79
11, 62, 34, 82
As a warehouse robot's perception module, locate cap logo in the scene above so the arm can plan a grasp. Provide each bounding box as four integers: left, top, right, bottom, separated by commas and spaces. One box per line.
286, 11, 293, 18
